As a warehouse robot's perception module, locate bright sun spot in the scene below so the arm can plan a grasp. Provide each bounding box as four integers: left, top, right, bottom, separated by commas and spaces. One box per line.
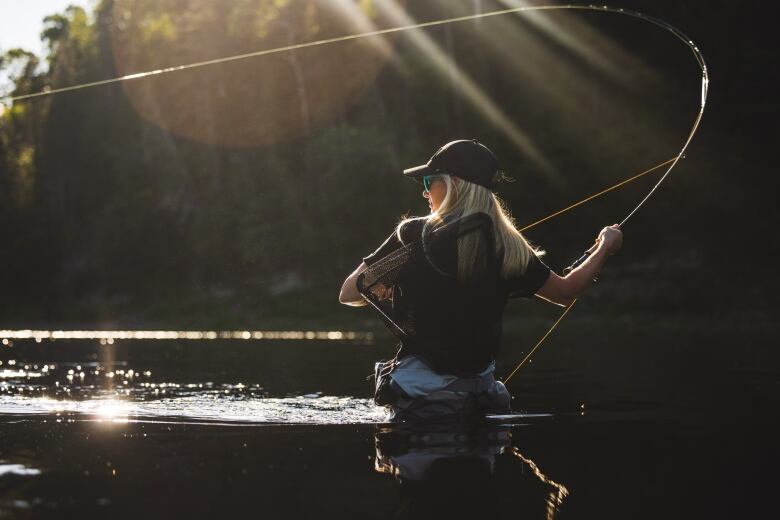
92, 399, 131, 421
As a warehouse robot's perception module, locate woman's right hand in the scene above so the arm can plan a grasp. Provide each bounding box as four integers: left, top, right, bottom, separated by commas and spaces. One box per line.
370, 283, 394, 301
597, 224, 623, 256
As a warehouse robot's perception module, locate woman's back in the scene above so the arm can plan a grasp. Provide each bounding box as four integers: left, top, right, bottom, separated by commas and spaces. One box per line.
361, 212, 550, 376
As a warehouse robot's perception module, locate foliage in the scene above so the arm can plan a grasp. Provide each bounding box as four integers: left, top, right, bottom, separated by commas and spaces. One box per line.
0, 0, 762, 323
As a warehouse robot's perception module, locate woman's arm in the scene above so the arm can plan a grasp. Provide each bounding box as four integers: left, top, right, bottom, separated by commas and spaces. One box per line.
339, 262, 369, 306
536, 225, 623, 306
339, 262, 396, 307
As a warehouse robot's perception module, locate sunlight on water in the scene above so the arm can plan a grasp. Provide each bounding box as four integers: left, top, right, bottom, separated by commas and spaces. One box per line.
0, 329, 373, 343
0, 464, 41, 477
92, 399, 133, 420
0, 394, 387, 424
0, 360, 387, 424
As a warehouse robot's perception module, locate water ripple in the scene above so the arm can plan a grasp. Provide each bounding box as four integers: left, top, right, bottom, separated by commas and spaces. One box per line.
0, 393, 387, 425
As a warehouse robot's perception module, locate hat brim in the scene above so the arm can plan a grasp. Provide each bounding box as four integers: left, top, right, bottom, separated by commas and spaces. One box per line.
402, 163, 435, 182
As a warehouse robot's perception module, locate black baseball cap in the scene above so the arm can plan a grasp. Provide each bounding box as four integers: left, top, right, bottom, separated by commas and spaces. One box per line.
403, 139, 501, 190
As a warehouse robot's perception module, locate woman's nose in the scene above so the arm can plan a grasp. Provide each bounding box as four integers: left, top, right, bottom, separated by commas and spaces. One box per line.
423, 189, 430, 198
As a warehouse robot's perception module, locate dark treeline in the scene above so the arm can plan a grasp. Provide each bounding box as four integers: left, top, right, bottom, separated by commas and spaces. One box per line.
0, 0, 774, 325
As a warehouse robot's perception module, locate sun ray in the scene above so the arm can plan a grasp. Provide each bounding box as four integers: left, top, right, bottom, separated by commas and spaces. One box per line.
373, 0, 557, 179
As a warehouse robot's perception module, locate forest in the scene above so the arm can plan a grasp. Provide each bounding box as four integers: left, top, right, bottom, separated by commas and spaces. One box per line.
0, 0, 773, 328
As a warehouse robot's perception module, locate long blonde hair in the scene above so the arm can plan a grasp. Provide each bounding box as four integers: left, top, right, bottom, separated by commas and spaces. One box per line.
396, 174, 543, 283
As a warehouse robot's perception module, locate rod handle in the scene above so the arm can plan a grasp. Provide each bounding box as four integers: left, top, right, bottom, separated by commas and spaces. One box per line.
563, 250, 598, 282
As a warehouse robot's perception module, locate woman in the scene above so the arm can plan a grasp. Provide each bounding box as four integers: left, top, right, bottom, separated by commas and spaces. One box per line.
339, 139, 622, 421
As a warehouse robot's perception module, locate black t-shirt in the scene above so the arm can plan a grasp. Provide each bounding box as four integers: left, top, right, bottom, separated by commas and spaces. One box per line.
362, 215, 551, 376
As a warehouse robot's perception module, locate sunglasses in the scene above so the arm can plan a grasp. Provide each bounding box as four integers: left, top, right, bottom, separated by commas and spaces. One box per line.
422, 175, 440, 192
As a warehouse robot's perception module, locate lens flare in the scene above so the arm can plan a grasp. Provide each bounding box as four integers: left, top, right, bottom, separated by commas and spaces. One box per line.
109, 0, 404, 146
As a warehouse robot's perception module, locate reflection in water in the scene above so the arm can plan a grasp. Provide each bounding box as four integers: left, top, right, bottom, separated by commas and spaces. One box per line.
374, 423, 568, 519
510, 448, 569, 519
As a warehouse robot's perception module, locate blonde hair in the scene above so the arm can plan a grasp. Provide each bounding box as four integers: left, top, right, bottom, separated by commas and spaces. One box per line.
396, 174, 543, 283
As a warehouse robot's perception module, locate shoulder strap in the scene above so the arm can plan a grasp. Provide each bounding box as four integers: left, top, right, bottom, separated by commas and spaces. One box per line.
357, 213, 496, 340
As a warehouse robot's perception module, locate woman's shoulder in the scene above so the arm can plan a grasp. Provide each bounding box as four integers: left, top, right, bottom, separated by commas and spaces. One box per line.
397, 216, 428, 244
396, 212, 494, 244
459, 211, 493, 228
447, 212, 494, 240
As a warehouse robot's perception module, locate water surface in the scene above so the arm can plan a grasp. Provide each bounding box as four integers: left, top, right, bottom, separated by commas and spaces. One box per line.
1, 322, 778, 519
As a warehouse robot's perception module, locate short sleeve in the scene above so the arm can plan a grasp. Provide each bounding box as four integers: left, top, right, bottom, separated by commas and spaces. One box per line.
362, 230, 402, 267
362, 219, 424, 267
505, 253, 551, 299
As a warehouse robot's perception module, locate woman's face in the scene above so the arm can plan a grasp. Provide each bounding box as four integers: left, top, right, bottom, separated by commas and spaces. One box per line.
423, 176, 447, 213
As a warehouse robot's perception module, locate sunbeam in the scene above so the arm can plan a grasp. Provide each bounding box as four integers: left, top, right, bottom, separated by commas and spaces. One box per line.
374, 0, 557, 178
